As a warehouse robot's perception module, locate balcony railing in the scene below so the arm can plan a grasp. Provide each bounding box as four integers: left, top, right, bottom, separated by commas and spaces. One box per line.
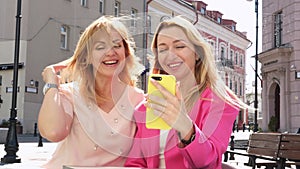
220, 57, 234, 69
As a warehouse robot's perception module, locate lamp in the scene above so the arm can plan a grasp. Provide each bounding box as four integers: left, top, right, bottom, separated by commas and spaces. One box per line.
1, 0, 22, 163
141, 0, 154, 90
289, 65, 300, 79
30, 79, 34, 86
247, 0, 259, 132
290, 64, 296, 71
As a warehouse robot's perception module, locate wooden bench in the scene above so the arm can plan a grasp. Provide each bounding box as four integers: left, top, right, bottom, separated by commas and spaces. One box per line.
247, 133, 283, 168
277, 133, 300, 169
224, 133, 282, 169
224, 133, 300, 169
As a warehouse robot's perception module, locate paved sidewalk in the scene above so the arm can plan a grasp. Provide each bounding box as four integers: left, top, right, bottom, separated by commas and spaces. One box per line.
0, 131, 286, 169
0, 134, 57, 169
222, 131, 253, 169
222, 131, 300, 169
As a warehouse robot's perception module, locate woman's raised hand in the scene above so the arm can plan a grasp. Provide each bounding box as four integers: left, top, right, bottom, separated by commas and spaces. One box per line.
146, 79, 193, 137
42, 64, 68, 85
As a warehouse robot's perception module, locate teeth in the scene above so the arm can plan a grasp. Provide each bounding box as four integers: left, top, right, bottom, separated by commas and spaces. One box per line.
169, 63, 181, 68
103, 60, 117, 65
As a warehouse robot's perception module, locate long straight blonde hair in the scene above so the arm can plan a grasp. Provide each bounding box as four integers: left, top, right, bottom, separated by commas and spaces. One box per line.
151, 16, 247, 110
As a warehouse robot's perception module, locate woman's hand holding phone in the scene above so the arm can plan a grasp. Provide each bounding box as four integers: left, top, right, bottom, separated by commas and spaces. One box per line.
146, 74, 176, 129
146, 74, 193, 137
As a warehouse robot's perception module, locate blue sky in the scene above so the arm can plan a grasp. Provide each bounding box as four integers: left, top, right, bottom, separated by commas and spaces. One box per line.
203, 0, 262, 93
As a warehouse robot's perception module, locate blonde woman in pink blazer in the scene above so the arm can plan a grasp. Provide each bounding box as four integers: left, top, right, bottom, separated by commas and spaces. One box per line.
125, 16, 247, 169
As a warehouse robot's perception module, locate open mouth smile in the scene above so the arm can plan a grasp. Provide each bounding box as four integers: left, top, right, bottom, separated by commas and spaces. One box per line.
103, 60, 119, 65
168, 62, 182, 68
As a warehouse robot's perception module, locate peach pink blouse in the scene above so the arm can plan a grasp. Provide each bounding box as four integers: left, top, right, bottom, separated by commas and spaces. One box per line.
43, 82, 144, 169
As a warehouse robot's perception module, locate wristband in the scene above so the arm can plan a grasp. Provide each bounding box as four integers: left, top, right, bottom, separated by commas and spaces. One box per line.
177, 131, 196, 145
43, 83, 58, 95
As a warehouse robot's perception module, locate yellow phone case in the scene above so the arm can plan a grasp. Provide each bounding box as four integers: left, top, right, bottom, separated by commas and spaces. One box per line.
146, 74, 176, 130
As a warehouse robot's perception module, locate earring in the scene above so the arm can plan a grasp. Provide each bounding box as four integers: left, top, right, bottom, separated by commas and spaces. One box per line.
195, 55, 200, 62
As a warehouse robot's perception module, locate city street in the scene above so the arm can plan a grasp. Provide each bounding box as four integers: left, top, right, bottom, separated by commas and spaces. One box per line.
0, 0, 299, 168
0, 131, 296, 169
0, 132, 251, 169
0, 135, 56, 169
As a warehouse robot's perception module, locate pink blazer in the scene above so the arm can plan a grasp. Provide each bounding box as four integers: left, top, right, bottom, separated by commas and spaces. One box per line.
125, 87, 239, 169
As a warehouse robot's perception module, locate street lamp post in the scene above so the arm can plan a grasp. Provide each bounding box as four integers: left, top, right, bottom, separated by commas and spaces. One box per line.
254, 0, 259, 132
141, 0, 153, 90
1, 0, 22, 163
247, 0, 259, 132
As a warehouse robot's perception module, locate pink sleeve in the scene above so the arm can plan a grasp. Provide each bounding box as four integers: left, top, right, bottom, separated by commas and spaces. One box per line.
59, 85, 74, 118
124, 105, 148, 168
124, 129, 147, 167
179, 90, 239, 168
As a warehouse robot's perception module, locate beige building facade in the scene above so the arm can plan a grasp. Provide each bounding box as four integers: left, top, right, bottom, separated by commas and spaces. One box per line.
0, 0, 144, 133
0, 0, 251, 133
259, 0, 300, 133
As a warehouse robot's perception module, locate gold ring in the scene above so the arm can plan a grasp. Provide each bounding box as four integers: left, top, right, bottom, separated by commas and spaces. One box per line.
162, 106, 166, 113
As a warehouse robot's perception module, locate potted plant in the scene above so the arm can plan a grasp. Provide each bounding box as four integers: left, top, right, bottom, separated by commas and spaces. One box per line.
268, 116, 278, 132
0, 119, 23, 134
0, 119, 9, 128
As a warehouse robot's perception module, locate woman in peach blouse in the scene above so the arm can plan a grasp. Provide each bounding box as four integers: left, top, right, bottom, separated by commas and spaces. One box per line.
38, 16, 144, 169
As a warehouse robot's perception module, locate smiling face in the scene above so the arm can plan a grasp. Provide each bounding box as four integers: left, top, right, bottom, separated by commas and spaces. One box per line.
91, 28, 126, 78
156, 26, 197, 80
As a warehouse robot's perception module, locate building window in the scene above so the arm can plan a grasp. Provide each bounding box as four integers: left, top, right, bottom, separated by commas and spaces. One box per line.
131, 8, 137, 27
234, 81, 238, 95
240, 54, 243, 67
217, 17, 221, 23
230, 50, 233, 61
239, 111, 242, 121
229, 79, 232, 90
274, 11, 282, 48
240, 82, 243, 96
99, 0, 104, 14
114, 1, 120, 17
60, 25, 68, 49
200, 7, 206, 15
208, 40, 215, 55
220, 46, 225, 59
235, 52, 239, 65
81, 0, 87, 7
231, 25, 235, 32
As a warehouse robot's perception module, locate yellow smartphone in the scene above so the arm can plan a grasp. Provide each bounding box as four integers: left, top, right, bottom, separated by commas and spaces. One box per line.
146, 74, 176, 130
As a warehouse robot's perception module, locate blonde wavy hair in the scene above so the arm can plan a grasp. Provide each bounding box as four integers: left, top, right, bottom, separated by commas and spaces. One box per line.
64, 16, 144, 103
151, 16, 247, 110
